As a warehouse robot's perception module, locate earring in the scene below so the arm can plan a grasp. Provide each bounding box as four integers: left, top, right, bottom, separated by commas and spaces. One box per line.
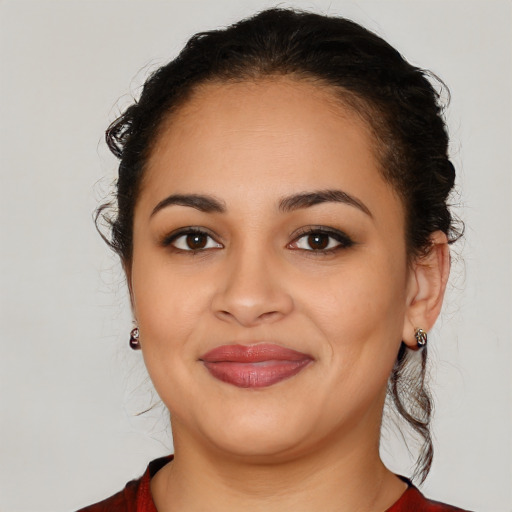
414, 327, 428, 349
129, 327, 141, 350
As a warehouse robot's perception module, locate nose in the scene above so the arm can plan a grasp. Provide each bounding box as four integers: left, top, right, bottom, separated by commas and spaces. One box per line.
211, 248, 294, 327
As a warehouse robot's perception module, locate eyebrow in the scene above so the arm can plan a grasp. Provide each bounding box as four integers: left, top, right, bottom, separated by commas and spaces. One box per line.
150, 189, 371, 218
279, 189, 372, 217
151, 194, 226, 217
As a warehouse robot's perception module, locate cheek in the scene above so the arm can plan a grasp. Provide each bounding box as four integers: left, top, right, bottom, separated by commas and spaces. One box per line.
299, 252, 408, 378
129, 241, 209, 360
129, 258, 212, 414
305, 254, 406, 328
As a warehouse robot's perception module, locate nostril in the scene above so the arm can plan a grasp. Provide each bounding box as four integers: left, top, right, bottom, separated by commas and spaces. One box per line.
214, 308, 282, 327
211, 283, 294, 327
259, 311, 280, 321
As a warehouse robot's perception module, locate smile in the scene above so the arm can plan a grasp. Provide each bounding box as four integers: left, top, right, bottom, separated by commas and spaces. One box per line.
199, 343, 314, 388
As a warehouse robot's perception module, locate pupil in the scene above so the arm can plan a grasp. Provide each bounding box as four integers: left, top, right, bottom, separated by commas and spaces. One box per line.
186, 233, 207, 249
308, 233, 329, 250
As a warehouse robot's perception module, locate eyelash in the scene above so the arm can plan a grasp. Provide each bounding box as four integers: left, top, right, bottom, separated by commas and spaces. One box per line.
161, 227, 222, 254
161, 226, 354, 255
288, 227, 354, 255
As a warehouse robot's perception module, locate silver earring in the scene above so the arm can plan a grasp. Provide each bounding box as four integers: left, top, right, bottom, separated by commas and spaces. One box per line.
414, 327, 427, 349
129, 327, 141, 350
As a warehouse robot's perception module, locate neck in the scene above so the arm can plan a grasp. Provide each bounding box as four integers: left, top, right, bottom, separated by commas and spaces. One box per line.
151, 417, 407, 512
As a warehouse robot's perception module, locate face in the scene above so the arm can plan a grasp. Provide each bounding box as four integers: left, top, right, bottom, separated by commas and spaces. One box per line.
130, 79, 416, 461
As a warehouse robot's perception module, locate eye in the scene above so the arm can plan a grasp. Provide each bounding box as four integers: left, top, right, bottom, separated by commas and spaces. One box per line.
289, 228, 354, 253
164, 228, 223, 252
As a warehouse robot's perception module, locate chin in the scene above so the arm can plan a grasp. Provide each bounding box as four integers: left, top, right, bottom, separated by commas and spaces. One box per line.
209, 430, 308, 462
190, 403, 319, 461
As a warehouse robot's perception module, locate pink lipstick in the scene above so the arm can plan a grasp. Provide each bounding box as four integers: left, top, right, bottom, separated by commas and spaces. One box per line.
200, 343, 313, 388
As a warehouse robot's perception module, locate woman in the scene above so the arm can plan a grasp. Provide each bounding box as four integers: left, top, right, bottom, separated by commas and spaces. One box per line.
80, 8, 468, 511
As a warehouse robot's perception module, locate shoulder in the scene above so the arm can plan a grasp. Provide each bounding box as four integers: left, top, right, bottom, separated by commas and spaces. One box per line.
75, 456, 172, 512
389, 484, 475, 512
75, 477, 140, 512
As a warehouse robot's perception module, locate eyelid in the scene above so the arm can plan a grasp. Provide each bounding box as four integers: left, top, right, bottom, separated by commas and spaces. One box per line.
161, 227, 223, 251
288, 226, 354, 253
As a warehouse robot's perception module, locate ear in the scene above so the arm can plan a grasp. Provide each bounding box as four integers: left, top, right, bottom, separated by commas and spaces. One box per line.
402, 231, 450, 349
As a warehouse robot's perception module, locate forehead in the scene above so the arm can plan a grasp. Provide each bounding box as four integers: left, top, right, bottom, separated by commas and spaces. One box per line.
141, 78, 402, 221
152, 78, 375, 163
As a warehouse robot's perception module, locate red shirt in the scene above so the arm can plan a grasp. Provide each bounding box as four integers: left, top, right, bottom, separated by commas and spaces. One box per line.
76, 457, 472, 512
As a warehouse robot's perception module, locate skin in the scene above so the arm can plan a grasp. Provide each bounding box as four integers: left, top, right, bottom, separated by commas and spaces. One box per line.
129, 78, 450, 512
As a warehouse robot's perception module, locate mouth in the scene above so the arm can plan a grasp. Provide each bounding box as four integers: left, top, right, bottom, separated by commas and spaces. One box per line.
199, 343, 314, 389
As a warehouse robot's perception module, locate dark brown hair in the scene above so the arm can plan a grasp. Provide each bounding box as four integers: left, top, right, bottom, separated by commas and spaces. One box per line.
98, 8, 461, 482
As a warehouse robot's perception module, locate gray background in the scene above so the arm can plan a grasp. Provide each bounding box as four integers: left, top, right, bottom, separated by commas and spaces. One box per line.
1, 1, 511, 511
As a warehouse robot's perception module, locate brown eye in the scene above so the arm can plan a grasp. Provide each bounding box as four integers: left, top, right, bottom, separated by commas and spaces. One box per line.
168, 229, 223, 252
307, 233, 329, 250
186, 233, 208, 250
289, 228, 354, 253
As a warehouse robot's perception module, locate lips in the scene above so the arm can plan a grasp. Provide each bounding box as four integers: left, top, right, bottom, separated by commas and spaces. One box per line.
200, 343, 313, 388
